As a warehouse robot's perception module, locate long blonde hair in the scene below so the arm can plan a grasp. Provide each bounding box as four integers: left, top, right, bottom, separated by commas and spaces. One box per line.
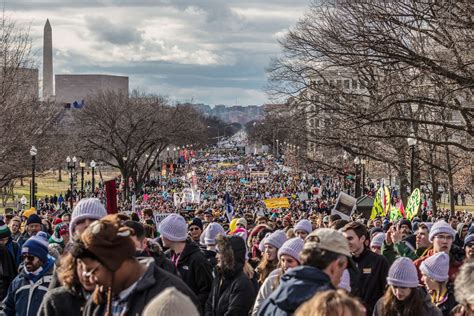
295, 290, 364, 316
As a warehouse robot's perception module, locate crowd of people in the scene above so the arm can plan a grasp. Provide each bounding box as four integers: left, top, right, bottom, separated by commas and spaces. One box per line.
0, 153, 473, 316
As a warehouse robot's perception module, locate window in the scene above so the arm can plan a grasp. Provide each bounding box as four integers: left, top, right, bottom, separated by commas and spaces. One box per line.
344, 80, 350, 89
352, 79, 358, 89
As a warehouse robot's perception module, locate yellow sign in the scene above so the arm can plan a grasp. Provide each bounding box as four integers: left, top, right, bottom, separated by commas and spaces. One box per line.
217, 162, 237, 167
263, 198, 290, 209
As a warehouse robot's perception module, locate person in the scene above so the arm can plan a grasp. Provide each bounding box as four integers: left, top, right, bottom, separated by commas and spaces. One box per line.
69, 198, 108, 238
414, 220, 462, 282
257, 230, 287, 285
373, 257, 441, 316
7, 217, 21, 242
143, 287, 200, 316
17, 214, 43, 246
201, 222, 226, 268
293, 219, 312, 239
454, 223, 469, 248
0, 221, 21, 269
203, 210, 214, 224
370, 232, 384, 255
160, 213, 213, 310
420, 252, 457, 316
38, 248, 96, 316
342, 221, 389, 315
258, 228, 350, 316
252, 237, 304, 315
205, 235, 256, 315
463, 234, 474, 263
1, 234, 55, 316
453, 261, 474, 316
124, 220, 176, 274
78, 214, 200, 315
0, 244, 16, 301
188, 217, 204, 244
294, 289, 365, 316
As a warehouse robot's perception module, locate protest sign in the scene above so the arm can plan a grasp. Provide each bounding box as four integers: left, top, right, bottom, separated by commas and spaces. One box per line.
263, 197, 290, 209
332, 192, 357, 220
153, 212, 171, 230
406, 188, 421, 220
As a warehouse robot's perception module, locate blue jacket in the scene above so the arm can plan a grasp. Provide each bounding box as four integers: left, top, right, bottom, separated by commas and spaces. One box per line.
257, 265, 334, 316
1, 257, 55, 316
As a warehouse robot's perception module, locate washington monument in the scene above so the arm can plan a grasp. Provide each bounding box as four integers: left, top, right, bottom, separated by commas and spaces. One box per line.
43, 19, 53, 99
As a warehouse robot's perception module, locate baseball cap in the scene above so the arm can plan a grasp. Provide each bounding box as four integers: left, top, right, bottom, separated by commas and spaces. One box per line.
305, 228, 351, 257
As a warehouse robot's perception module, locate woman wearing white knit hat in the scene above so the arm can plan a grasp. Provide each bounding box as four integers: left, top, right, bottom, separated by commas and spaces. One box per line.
252, 237, 304, 316
373, 257, 441, 316
256, 230, 287, 286
420, 252, 457, 315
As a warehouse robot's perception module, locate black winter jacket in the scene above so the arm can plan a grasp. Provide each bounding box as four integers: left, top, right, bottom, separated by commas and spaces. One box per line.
38, 286, 87, 316
350, 248, 389, 316
166, 240, 213, 310
82, 258, 200, 316
205, 237, 256, 316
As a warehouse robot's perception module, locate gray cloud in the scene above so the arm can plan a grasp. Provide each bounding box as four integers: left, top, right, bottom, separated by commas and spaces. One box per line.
86, 17, 143, 45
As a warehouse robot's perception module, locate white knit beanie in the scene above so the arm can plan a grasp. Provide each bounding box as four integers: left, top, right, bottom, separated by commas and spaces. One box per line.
429, 220, 455, 242
420, 252, 450, 282
69, 198, 107, 236
278, 237, 304, 263
264, 230, 287, 249
159, 214, 188, 242
204, 223, 226, 246
143, 287, 199, 316
294, 219, 312, 234
370, 233, 385, 248
387, 257, 419, 288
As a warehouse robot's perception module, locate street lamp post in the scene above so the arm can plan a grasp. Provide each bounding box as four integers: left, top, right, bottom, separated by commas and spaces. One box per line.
66, 156, 77, 210
80, 160, 85, 198
276, 139, 279, 157
407, 134, 418, 193
354, 157, 361, 198
29, 146, 37, 208
90, 160, 96, 196
361, 159, 367, 195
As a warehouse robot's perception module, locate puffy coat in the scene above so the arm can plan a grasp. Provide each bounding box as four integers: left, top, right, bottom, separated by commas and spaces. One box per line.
0, 256, 55, 316
205, 236, 256, 316
257, 265, 334, 316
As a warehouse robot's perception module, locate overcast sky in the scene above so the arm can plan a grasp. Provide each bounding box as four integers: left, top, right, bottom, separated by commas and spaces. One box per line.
7, 0, 310, 106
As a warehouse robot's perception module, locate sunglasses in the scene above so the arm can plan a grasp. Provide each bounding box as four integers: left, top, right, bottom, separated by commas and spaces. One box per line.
189, 227, 201, 232
22, 254, 36, 261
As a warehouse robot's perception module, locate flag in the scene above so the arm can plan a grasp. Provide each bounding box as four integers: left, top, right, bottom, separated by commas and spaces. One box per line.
104, 179, 117, 214
397, 200, 406, 218
224, 192, 234, 222
389, 206, 403, 221
370, 187, 384, 220
406, 188, 421, 220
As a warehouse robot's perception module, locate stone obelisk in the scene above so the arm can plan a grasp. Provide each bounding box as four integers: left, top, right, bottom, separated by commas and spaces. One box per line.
43, 19, 53, 100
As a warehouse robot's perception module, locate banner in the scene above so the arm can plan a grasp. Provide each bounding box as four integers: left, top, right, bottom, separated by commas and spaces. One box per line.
263, 197, 290, 209
180, 188, 201, 204
406, 188, 421, 220
297, 192, 309, 201
250, 171, 269, 178
104, 179, 117, 214
153, 212, 171, 231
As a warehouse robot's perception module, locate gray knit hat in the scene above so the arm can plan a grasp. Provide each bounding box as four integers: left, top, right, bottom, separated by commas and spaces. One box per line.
464, 234, 474, 246
278, 237, 304, 263
420, 252, 449, 282
159, 214, 188, 242
387, 257, 419, 288
429, 220, 455, 243
370, 233, 385, 248
204, 222, 226, 246
294, 219, 312, 234
264, 230, 287, 249
143, 287, 199, 316
70, 198, 107, 236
